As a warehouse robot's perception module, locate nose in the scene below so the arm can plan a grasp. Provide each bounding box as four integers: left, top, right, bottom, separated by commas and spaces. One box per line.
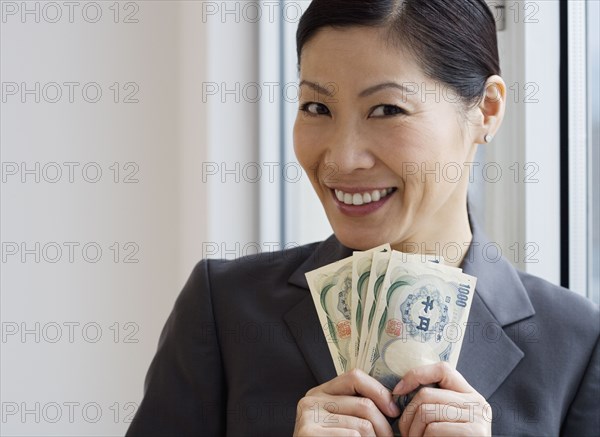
323, 122, 376, 178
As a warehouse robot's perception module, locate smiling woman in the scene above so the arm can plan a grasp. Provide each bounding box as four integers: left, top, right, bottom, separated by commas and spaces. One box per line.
126, 1, 599, 436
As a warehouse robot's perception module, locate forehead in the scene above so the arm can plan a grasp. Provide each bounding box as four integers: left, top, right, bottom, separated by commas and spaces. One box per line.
299, 26, 425, 83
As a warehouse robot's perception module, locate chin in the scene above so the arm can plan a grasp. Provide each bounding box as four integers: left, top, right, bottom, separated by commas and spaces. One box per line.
332, 226, 385, 251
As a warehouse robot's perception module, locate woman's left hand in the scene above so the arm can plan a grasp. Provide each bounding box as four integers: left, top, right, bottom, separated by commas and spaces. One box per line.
393, 362, 492, 437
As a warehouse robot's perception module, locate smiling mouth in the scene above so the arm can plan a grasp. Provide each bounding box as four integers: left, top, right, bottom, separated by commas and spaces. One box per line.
333, 188, 396, 206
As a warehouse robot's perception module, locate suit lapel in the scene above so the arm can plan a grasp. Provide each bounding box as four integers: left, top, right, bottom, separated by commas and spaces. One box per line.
285, 235, 353, 384
457, 217, 535, 398
283, 294, 337, 385
456, 293, 525, 399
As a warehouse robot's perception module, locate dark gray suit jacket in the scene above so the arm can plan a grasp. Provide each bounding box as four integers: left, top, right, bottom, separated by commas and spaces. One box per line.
127, 220, 599, 436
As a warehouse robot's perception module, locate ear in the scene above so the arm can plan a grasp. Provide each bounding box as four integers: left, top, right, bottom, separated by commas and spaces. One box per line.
473, 75, 506, 144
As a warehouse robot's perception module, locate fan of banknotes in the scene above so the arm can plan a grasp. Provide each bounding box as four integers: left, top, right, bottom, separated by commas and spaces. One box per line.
305, 244, 477, 394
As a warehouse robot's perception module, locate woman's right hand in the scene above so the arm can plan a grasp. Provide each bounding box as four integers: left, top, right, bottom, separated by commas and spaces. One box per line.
293, 369, 401, 437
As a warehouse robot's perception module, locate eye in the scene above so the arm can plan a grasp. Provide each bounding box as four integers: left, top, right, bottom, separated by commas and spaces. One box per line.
369, 104, 407, 118
300, 102, 330, 116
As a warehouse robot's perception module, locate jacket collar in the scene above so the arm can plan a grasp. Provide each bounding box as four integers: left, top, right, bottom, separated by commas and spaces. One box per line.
285, 211, 535, 398
287, 233, 352, 290
460, 215, 535, 327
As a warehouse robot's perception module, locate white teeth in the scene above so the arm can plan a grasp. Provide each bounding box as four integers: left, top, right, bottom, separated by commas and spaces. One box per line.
334, 188, 394, 206
352, 193, 363, 205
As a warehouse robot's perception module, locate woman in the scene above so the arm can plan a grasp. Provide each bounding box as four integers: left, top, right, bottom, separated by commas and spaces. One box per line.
127, 1, 599, 435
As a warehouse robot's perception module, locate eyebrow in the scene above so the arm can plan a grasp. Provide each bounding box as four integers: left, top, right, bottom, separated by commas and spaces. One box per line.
359, 82, 414, 98
298, 80, 335, 97
299, 80, 414, 99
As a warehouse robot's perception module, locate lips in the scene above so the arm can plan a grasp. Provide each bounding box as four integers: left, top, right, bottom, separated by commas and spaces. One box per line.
334, 188, 395, 206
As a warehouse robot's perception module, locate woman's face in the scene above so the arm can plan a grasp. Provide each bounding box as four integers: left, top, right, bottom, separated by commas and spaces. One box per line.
294, 26, 482, 251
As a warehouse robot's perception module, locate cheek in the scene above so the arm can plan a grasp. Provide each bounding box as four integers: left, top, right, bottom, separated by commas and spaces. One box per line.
375, 127, 434, 171
293, 122, 322, 175
293, 124, 308, 165
385, 119, 459, 166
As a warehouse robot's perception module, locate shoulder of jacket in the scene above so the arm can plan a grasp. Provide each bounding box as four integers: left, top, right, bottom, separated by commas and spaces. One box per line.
191, 240, 321, 278
517, 269, 599, 334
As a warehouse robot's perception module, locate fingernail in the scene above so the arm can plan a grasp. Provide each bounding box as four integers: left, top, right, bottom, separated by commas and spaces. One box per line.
392, 380, 405, 395
389, 400, 400, 416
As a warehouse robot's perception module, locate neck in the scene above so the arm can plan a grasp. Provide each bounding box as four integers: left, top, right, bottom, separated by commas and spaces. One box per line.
392, 203, 473, 268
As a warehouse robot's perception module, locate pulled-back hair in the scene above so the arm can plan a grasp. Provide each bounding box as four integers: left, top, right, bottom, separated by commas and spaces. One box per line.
296, 0, 500, 110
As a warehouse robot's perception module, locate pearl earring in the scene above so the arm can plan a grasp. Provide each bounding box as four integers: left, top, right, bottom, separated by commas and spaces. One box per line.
484, 134, 493, 143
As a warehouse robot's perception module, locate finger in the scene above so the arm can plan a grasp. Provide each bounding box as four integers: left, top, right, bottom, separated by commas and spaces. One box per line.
298, 427, 362, 437
407, 405, 469, 437
320, 428, 362, 437
297, 394, 393, 435
322, 413, 377, 436
392, 362, 473, 396
310, 369, 400, 417
323, 397, 394, 437
399, 387, 473, 436
423, 421, 471, 437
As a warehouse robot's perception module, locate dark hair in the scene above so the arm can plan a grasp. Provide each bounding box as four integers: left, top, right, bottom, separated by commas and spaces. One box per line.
296, 0, 500, 111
